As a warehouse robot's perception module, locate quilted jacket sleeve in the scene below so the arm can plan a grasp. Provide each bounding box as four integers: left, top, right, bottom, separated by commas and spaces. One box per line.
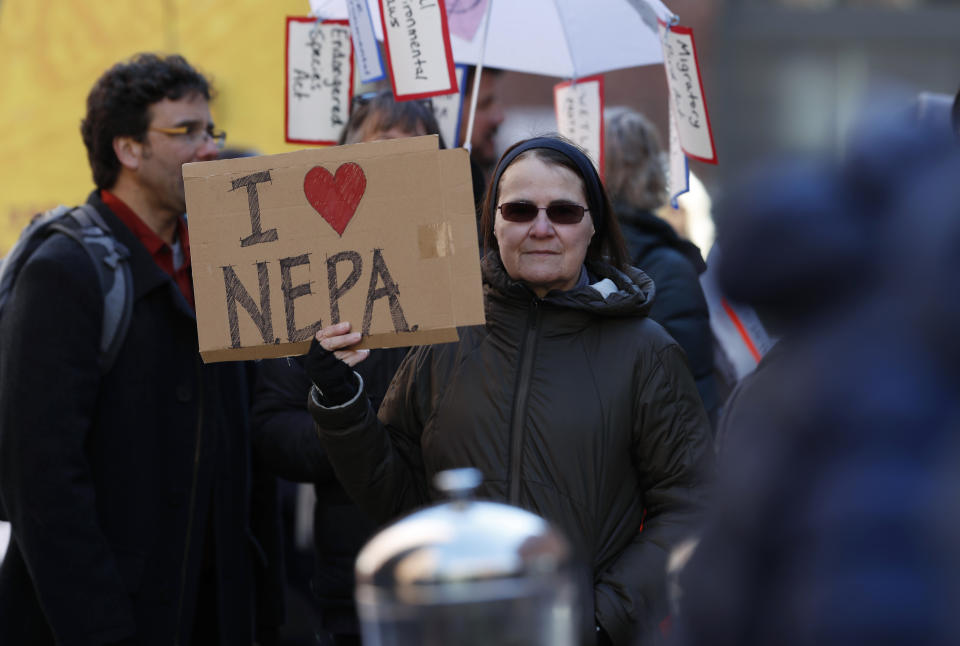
595, 342, 715, 645
642, 249, 719, 425
307, 344, 436, 524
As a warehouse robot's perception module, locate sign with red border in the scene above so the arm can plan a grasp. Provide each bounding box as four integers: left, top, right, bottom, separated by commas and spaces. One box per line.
285, 17, 356, 145
378, 0, 458, 101
659, 21, 717, 164
553, 75, 606, 178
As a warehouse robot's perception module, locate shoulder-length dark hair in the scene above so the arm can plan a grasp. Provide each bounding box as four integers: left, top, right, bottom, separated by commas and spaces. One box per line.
480, 136, 629, 270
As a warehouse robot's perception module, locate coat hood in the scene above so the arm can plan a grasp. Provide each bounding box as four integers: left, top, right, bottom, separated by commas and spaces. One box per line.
480, 251, 654, 319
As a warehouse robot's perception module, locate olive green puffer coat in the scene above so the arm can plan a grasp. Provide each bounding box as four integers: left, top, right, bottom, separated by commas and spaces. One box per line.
310, 252, 714, 645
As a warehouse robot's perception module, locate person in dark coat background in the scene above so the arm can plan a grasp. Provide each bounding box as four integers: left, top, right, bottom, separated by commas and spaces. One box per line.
0, 53, 282, 646
252, 92, 444, 646
673, 104, 960, 646
604, 107, 718, 427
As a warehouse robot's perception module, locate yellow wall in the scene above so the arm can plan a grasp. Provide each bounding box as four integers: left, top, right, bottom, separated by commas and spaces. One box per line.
0, 0, 315, 253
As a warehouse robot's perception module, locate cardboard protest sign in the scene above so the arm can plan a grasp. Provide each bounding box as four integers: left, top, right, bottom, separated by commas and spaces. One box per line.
378, 0, 458, 100
286, 17, 355, 145
659, 21, 717, 164
430, 64, 467, 148
554, 75, 605, 177
346, 0, 386, 83
183, 136, 485, 363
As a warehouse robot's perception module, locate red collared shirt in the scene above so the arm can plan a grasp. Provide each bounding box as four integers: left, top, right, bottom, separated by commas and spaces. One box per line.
101, 190, 195, 311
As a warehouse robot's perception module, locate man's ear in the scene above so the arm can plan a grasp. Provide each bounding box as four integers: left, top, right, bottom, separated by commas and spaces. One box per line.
113, 135, 143, 171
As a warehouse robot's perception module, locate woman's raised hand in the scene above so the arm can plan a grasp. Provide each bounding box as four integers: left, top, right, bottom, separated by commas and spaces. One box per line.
305, 322, 370, 405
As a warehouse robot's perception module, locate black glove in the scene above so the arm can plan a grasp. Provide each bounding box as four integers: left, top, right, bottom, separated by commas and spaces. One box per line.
305, 337, 359, 406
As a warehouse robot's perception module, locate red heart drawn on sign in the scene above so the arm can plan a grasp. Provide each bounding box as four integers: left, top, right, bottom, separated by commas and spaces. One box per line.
303, 162, 367, 236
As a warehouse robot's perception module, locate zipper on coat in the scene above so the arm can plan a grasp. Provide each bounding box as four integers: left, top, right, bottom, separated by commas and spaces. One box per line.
507, 299, 540, 505
174, 359, 204, 645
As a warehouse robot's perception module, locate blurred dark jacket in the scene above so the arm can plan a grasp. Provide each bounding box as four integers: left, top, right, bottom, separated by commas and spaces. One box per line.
616, 203, 718, 427
675, 115, 960, 646
252, 347, 408, 637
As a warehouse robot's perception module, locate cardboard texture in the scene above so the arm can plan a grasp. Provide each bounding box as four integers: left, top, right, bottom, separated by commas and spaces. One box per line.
183, 135, 485, 363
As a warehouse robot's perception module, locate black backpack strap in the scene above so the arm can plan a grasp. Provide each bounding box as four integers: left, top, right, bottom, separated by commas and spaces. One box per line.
51, 205, 134, 374
0, 206, 73, 313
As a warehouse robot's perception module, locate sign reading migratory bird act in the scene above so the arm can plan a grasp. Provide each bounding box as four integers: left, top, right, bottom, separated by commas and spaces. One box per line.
183, 135, 485, 363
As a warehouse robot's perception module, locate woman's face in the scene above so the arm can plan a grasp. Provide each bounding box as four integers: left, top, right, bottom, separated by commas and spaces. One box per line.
494, 155, 595, 297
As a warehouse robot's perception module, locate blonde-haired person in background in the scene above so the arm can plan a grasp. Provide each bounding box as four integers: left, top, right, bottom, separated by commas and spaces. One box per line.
605, 106, 719, 428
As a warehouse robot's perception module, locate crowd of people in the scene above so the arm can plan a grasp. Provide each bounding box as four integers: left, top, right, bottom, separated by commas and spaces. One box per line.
0, 50, 958, 646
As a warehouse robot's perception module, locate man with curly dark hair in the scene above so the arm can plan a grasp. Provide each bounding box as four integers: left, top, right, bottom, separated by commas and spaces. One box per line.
0, 53, 282, 646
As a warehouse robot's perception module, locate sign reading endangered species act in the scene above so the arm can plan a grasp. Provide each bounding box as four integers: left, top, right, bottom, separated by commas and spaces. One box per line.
183, 136, 485, 363
286, 17, 355, 145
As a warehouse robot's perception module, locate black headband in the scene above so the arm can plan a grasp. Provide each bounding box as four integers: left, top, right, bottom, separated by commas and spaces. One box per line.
489, 137, 604, 237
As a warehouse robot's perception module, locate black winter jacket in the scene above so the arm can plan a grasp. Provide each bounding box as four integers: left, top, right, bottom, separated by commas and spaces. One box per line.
615, 203, 718, 426
252, 346, 408, 634
0, 191, 282, 646
309, 252, 714, 645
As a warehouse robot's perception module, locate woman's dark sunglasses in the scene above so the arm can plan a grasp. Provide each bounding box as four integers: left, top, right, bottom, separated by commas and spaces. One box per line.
497, 202, 589, 225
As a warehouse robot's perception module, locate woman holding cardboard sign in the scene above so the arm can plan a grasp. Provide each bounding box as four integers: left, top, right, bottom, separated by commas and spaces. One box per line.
306, 136, 714, 646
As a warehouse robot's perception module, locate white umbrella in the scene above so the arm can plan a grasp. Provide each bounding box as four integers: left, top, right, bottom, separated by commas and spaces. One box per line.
452, 0, 676, 152
310, 0, 675, 78
447, 0, 675, 79
309, 0, 677, 149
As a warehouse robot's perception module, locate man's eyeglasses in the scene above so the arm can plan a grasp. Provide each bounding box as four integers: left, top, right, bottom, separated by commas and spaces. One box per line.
497, 202, 589, 225
150, 122, 226, 149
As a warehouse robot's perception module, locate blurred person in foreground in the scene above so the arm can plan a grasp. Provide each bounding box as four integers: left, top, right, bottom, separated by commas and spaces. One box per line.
605, 107, 718, 428
953, 85, 960, 140
674, 106, 960, 646
252, 90, 443, 646
0, 53, 281, 646
304, 135, 714, 645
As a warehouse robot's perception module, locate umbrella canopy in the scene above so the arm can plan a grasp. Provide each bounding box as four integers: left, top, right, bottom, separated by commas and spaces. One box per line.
447, 0, 674, 78
311, 0, 676, 78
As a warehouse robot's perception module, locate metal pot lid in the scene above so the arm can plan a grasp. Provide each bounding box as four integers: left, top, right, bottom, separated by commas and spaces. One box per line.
355, 468, 571, 588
